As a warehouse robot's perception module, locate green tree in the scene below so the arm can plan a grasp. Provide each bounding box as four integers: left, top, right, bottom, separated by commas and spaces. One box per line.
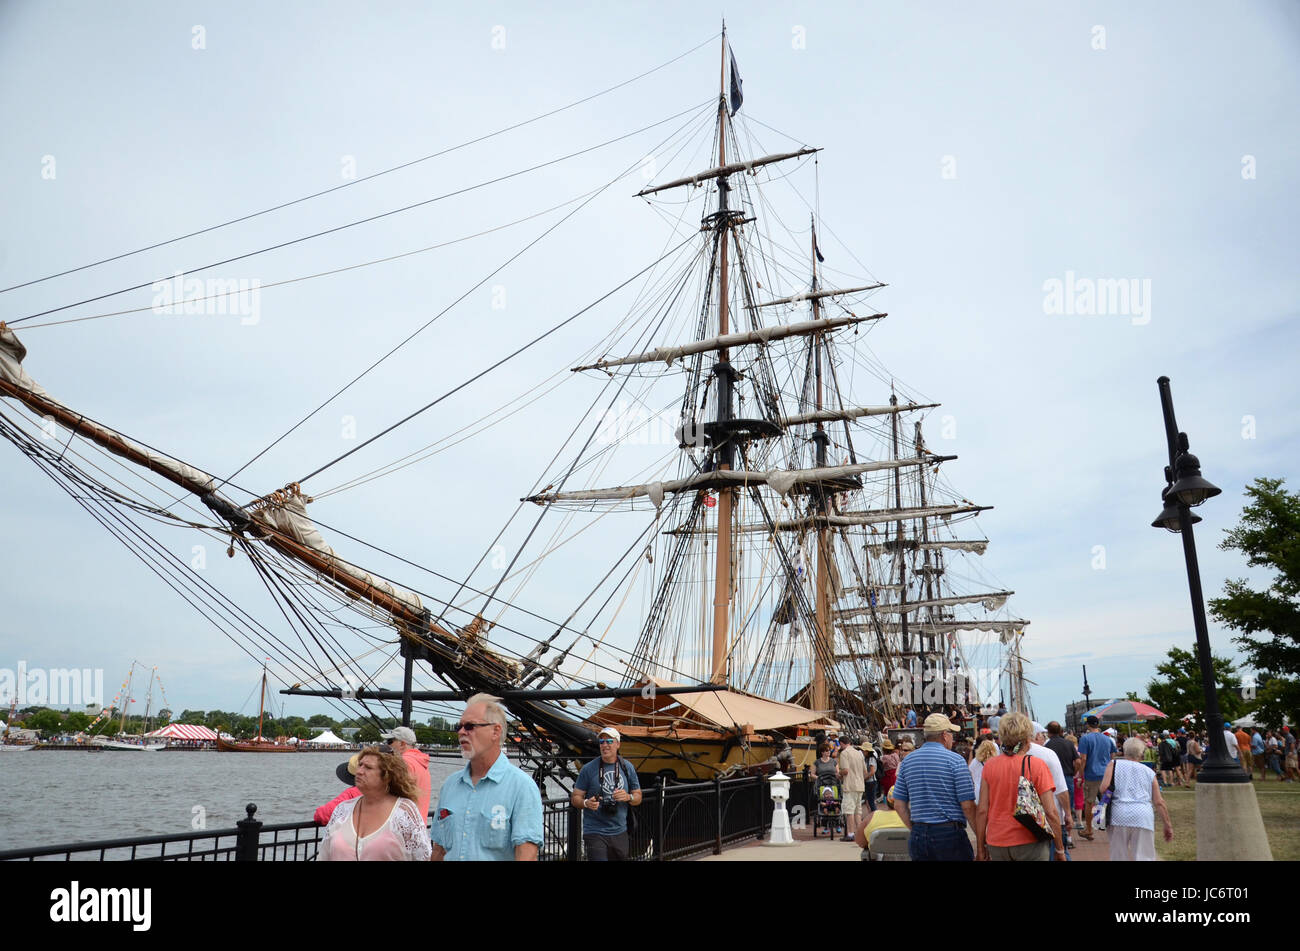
27, 708, 62, 733
1247, 676, 1300, 731
178, 709, 207, 724
156, 708, 172, 725
308, 714, 336, 729
1145, 645, 1246, 731
62, 711, 92, 732
1209, 478, 1300, 678
355, 722, 382, 743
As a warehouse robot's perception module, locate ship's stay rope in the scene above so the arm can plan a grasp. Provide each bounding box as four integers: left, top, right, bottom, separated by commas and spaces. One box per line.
0, 32, 719, 296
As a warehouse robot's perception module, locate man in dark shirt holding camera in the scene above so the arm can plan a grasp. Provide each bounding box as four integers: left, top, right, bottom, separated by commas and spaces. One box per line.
571, 726, 642, 860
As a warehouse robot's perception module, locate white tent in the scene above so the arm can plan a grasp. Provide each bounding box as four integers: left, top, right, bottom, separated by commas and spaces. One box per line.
308, 729, 349, 745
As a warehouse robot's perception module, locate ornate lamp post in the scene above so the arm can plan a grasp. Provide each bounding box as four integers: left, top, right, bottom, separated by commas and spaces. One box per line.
1152, 376, 1269, 859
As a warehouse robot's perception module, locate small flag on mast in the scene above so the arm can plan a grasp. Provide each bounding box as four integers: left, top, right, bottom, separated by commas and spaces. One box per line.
728, 47, 743, 116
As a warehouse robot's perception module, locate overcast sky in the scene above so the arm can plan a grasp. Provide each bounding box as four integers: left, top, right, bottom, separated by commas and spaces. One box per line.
1, 1, 1297, 727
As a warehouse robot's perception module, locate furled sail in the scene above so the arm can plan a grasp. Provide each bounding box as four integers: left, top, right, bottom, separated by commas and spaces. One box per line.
526, 456, 954, 506
666, 503, 989, 535
839, 619, 1028, 635
864, 539, 989, 555
635, 147, 821, 197
835, 590, 1013, 619
780, 402, 939, 427
753, 283, 886, 308
572, 313, 884, 372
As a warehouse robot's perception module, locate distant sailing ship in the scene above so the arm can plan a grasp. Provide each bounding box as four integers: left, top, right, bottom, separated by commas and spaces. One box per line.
214, 665, 298, 752
0, 28, 1029, 787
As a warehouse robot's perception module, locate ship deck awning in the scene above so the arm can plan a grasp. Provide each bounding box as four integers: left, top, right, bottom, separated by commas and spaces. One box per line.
589, 677, 836, 733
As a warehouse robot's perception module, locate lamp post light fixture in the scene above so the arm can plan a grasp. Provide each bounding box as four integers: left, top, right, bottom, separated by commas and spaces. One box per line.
1153, 376, 1270, 860
1153, 377, 1240, 783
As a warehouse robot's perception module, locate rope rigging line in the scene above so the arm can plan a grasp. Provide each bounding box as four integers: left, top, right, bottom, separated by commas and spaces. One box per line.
293, 232, 697, 487
16, 186, 609, 331
6, 99, 713, 327
0, 32, 719, 297
216, 104, 715, 493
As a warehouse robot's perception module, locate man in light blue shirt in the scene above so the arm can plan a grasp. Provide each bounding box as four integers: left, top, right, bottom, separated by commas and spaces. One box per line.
431, 693, 544, 861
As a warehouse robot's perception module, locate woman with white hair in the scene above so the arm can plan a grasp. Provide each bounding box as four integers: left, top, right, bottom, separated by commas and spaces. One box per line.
1100, 736, 1174, 861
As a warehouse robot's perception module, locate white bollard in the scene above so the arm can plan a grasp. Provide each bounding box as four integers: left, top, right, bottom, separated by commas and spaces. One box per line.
765, 770, 798, 847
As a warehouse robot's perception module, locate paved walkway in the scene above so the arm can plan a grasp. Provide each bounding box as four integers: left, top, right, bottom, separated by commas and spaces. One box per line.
699, 812, 1123, 862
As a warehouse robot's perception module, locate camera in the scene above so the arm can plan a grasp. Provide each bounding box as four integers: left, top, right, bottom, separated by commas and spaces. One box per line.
599, 797, 618, 815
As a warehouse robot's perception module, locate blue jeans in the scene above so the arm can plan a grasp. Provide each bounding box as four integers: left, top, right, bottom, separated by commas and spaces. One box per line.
908, 821, 973, 861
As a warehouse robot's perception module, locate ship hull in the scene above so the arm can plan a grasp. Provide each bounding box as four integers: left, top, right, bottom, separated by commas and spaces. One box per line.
214, 736, 298, 753
614, 732, 821, 782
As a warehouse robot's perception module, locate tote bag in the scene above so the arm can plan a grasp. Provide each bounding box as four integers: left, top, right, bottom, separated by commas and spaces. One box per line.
1012, 755, 1055, 842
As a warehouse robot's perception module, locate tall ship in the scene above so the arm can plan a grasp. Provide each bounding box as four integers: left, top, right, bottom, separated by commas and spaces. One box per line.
0, 29, 1030, 787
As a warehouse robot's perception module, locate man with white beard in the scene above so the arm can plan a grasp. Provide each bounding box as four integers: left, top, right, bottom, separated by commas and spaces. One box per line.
430, 693, 543, 861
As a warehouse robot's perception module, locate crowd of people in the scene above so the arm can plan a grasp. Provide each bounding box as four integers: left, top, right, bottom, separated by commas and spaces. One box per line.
309, 692, 1293, 862
814, 705, 1299, 862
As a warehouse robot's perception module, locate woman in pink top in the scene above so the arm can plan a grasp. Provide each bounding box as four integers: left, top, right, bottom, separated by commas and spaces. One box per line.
320, 748, 430, 861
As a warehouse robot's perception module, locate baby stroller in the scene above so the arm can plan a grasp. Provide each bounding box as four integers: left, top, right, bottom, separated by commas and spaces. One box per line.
813, 782, 844, 838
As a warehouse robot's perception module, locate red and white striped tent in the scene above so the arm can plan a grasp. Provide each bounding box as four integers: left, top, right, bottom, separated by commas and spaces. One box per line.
144, 723, 218, 741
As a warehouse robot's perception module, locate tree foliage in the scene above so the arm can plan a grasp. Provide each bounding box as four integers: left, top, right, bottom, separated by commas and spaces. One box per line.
1209, 478, 1300, 678
1146, 645, 1246, 731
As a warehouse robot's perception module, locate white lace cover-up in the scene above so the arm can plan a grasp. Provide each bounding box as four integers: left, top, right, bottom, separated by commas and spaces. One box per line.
319, 796, 431, 861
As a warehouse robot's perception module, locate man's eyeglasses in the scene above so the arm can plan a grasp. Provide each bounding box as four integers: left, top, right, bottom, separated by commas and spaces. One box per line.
455, 721, 493, 732
598, 738, 617, 745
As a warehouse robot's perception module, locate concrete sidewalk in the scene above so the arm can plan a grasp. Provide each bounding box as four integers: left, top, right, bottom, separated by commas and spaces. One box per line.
699, 815, 1119, 862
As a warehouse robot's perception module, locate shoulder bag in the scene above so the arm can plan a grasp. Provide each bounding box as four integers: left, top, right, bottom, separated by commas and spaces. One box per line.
1013, 754, 1055, 842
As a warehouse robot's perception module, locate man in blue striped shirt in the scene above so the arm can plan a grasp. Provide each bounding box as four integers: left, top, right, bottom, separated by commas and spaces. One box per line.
891, 712, 976, 861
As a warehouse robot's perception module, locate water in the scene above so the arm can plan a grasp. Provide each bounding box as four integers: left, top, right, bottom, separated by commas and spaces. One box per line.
0, 750, 472, 852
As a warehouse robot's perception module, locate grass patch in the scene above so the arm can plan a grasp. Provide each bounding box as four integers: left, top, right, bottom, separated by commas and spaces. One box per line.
1154, 781, 1300, 861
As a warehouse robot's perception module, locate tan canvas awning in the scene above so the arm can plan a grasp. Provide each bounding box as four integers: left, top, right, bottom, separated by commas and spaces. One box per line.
590, 677, 833, 733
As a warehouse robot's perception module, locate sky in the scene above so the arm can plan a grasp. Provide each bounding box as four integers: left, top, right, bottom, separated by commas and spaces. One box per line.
1, 1, 1297, 728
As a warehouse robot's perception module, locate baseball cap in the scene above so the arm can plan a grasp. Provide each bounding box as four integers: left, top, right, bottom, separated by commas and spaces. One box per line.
923, 713, 961, 733
380, 726, 417, 745
1086, 716, 1100, 727
598, 726, 621, 741
1031, 721, 1046, 736
1104, 728, 1118, 736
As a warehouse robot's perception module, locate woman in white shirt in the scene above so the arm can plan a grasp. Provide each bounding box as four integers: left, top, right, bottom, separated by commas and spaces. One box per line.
320, 747, 431, 861
1100, 737, 1173, 861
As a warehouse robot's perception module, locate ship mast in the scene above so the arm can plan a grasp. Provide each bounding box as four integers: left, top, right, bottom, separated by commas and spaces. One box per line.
118, 666, 133, 733
257, 662, 268, 742
889, 393, 911, 684
709, 26, 733, 685
810, 218, 831, 713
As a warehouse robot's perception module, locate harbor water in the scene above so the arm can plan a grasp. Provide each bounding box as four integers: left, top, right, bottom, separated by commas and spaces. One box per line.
0, 750, 473, 852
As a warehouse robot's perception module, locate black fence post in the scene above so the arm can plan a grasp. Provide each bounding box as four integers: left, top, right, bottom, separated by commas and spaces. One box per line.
756, 774, 766, 838
235, 803, 261, 862
566, 804, 581, 862
713, 776, 723, 855
654, 775, 666, 861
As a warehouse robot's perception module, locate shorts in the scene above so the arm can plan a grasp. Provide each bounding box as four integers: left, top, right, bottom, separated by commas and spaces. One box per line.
583, 832, 629, 861
1287, 754, 1298, 769
842, 790, 863, 814
1240, 750, 1253, 769
1084, 779, 1103, 805
1180, 753, 1190, 765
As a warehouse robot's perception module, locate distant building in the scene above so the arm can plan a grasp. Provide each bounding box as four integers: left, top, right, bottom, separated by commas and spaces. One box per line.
1064, 700, 1094, 735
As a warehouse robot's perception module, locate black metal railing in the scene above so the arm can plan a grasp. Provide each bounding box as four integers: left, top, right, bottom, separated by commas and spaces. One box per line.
0, 775, 790, 862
